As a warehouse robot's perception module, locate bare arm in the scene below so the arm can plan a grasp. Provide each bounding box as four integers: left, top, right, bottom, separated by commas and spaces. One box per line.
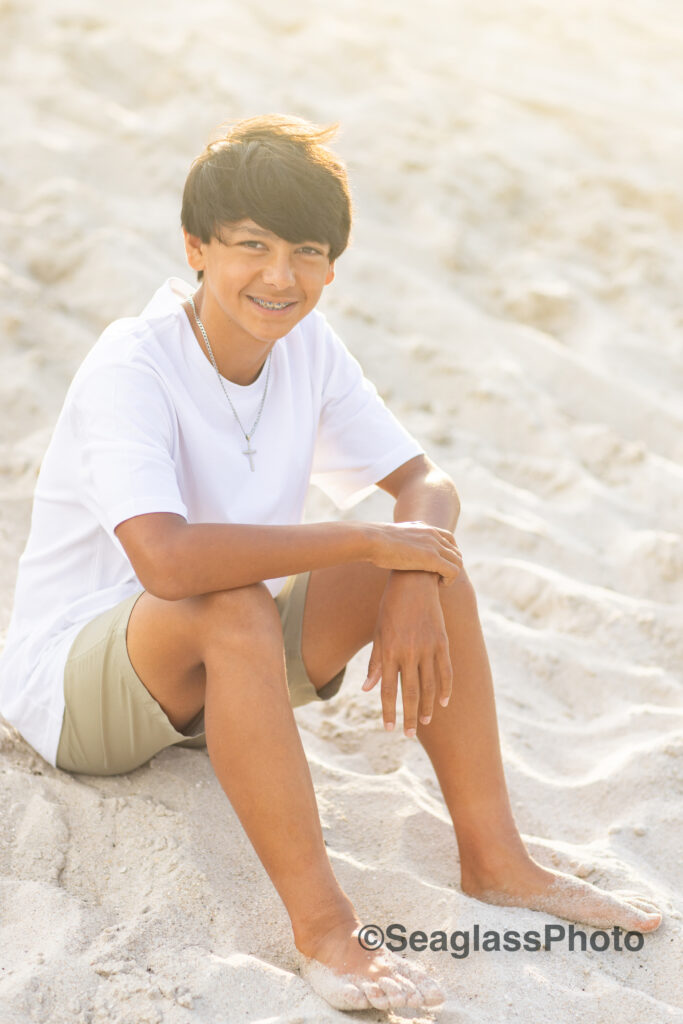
114, 512, 462, 601
377, 453, 460, 533
365, 455, 463, 732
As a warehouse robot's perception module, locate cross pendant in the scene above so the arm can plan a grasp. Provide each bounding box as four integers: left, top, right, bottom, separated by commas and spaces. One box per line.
243, 439, 256, 471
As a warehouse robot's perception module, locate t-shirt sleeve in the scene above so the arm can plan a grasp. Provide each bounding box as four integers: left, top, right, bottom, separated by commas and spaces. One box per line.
68, 362, 188, 540
310, 323, 425, 509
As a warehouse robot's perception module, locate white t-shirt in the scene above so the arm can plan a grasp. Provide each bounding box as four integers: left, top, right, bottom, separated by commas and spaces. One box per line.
0, 277, 424, 767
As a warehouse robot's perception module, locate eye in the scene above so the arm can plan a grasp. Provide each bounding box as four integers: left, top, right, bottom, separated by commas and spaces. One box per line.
239, 240, 266, 249
298, 245, 325, 256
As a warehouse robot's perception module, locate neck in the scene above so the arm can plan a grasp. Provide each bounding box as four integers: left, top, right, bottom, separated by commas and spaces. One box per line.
184, 289, 270, 386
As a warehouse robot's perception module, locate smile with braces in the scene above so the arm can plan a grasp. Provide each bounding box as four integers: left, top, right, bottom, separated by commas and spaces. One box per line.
249, 296, 295, 310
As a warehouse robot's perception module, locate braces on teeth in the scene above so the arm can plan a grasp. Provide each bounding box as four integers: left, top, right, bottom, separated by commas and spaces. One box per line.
251, 297, 292, 309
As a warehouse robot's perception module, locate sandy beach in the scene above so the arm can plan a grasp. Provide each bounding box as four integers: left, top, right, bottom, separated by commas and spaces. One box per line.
1, 0, 682, 1020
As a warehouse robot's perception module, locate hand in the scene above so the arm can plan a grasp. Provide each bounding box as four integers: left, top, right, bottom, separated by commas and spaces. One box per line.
368, 521, 463, 585
361, 571, 453, 735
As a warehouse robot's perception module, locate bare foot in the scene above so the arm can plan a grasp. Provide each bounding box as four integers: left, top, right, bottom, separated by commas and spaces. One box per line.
462, 856, 662, 931
296, 917, 445, 1012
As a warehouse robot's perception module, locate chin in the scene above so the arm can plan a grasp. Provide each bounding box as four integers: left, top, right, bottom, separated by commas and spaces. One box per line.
252, 316, 302, 339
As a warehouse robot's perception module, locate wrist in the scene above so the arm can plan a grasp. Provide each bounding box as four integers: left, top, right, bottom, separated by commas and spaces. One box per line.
357, 522, 379, 563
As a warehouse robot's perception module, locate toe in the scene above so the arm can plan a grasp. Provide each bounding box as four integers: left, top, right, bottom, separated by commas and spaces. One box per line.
360, 980, 391, 1010
335, 982, 373, 1011
586, 890, 662, 931
623, 898, 661, 914
621, 905, 662, 931
403, 986, 427, 1010
388, 955, 445, 1007
613, 889, 660, 909
375, 973, 412, 1010
296, 953, 371, 1011
414, 976, 446, 1008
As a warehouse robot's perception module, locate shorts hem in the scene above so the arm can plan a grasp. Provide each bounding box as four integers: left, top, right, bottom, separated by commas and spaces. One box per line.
57, 573, 346, 776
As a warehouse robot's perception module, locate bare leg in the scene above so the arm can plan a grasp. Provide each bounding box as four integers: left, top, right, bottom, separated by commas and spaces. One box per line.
298, 562, 662, 943
125, 584, 440, 1011
414, 570, 662, 931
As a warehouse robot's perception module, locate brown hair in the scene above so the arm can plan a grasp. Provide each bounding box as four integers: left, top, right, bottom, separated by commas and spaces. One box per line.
181, 114, 352, 280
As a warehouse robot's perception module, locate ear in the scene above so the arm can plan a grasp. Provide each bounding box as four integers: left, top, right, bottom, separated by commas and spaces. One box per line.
324, 261, 336, 286
183, 229, 205, 273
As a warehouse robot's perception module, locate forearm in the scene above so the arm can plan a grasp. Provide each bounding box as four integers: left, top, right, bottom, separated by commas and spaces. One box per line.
156, 520, 372, 600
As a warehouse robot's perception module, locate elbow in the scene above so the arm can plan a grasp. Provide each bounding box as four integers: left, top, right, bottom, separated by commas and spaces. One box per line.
130, 554, 182, 602
143, 572, 183, 602
115, 513, 188, 602
139, 543, 187, 601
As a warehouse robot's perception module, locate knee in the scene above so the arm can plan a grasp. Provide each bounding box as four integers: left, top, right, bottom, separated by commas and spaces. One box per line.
195, 583, 283, 649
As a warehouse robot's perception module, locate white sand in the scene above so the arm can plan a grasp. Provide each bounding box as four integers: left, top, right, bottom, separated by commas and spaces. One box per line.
1, 0, 682, 1020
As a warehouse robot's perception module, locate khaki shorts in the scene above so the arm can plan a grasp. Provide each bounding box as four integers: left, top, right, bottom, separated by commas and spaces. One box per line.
56, 572, 345, 776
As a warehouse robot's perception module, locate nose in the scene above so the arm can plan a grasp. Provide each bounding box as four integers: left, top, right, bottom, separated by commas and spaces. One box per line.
261, 250, 296, 290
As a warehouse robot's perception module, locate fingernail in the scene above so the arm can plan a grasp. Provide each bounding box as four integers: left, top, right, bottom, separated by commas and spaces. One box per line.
439, 697, 450, 707
384, 721, 394, 731
361, 679, 370, 690
405, 728, 416, 738
420, 716, 431, 725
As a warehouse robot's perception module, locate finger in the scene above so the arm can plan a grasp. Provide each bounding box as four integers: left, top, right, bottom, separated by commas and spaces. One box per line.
440, 544, 465, 582
437, 533, 462, 557
436, 535, 460, 557
380, 658, 400, 732
436, 535, 462, 560
362, 638, 382, 692
417, 657, 437, 726
400, 658, 420, 737
437, 548, 463, 579
436, 640, 453, 708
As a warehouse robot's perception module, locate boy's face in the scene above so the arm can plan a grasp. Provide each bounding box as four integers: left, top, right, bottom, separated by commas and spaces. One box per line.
183, 219, 335, 345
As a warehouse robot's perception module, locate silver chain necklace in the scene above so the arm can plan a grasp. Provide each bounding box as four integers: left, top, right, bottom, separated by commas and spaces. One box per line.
188, 293, 272, 471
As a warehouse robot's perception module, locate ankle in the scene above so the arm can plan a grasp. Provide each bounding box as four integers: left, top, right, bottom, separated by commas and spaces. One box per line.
292, 898, 360, 958
457, 828, 531, 890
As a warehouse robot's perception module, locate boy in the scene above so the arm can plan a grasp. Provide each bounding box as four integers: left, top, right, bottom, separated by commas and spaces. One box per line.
0, 115, 662, 1012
